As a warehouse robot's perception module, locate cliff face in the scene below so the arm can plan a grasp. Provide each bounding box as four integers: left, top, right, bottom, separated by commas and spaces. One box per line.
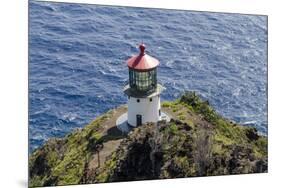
29, 92, 268, 187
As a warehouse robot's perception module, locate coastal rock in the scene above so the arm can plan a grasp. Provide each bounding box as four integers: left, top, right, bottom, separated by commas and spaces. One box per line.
29, 92, 268, 187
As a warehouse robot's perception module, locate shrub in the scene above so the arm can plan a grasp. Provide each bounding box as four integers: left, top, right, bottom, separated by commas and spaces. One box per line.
162, 101, 172, 108
178, 115, 186, 121
180, 91, 219, 124
169, 123, 178, 135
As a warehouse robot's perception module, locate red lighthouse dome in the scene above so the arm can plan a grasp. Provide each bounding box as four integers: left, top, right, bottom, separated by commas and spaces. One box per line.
127, 44, 160, 71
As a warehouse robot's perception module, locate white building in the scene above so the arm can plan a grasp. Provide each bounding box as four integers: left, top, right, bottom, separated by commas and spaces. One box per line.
123, 43, 165, 127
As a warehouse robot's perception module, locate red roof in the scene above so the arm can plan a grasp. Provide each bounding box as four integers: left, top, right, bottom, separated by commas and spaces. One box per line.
127, 44, 159, 71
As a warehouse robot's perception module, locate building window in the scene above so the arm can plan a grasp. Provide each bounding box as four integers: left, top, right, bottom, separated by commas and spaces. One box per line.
129, 68, 157, 92
150, 98, 152, 102
137, 99, 140, 103
159, 109, 161, 116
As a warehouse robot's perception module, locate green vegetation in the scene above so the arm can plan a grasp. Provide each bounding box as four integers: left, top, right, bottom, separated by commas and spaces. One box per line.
162, 101, 173, 108
180, 91, 219, 123
168, 123, 179, 135
180, 91, 267, 157
95, 152, 118, 182
29, 110, 113, 187
29, 92, 267, 186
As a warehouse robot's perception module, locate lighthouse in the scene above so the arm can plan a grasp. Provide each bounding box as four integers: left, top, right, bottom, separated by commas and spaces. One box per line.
123, 43, 165, 127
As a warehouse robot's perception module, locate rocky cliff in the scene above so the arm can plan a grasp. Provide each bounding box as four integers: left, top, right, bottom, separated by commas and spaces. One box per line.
29, 92, 267, 187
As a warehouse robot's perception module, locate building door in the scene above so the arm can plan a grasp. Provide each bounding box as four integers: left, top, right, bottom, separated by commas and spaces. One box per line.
136, 114, 142, 126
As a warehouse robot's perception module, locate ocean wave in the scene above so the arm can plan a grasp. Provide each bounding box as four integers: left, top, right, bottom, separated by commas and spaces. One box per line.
29, 0, 268, 152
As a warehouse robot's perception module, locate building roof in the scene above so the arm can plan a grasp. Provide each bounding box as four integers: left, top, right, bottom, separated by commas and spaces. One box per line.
127, 44, 160, 71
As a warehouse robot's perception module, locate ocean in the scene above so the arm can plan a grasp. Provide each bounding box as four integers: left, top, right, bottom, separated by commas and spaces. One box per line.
29, 1, 268, 152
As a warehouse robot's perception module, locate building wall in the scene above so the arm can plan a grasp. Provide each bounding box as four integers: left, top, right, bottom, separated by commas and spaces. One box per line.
127, 95, 161, 127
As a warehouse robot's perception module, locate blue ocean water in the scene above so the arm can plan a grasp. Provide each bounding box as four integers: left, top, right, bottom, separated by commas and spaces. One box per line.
29, 1, 268, 152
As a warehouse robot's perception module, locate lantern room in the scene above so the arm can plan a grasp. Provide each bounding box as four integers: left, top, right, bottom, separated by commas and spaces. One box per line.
127, 44, 160, 95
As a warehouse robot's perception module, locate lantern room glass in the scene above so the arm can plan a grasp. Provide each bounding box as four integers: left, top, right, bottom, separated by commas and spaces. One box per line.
129, 68, 157, 92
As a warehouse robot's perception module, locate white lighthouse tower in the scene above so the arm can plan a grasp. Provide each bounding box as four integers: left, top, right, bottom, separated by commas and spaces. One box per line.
123, 43, 165, 127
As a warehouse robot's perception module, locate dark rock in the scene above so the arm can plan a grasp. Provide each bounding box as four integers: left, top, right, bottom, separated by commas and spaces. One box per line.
183, 123, 192, 131
246, 128, 259, 141
170, 118, 183, 125
43, 176, 58, 186
255, 160, 268, 173
167, 159, 185, 178
29, 150, 50, 177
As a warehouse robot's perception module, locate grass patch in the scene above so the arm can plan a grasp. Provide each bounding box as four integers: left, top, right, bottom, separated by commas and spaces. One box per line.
178, 115, 186, 121
214, 131, 235, 146
162, 101, 173, 108
96, 152, 118, 182
168, 123, 179, 135
253, 137, 268, 157
180, 91, 220, 124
